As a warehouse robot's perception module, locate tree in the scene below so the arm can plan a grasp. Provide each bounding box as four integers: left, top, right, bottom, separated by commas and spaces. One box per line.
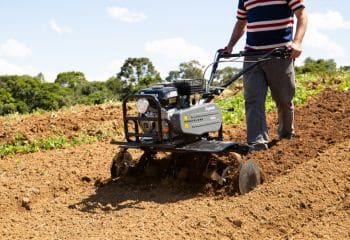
296, 58, 337, 74
0, 88, 17, 115
166, 60, 204, 81
0, 75, 43, 114
55, 71, 87, 88
117, 58, 161, 91
339, 66, 350, 72
0, 103, 17, 115
0, 75, 41, 110
106, 76, 131, 100
79, 82, 112, 104
166, 70, 181, 82
36, 72, 45, 82
0, 88, 15, 104
215, 66, 242, 86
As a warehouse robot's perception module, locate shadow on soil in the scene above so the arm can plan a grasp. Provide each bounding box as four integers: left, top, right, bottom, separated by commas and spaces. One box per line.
70, 177, 212, 213
70, 153, 242, 213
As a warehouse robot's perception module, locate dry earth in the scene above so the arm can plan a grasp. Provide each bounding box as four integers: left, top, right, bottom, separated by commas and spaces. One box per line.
0, 103, 122, 145
0, 88, 349, 239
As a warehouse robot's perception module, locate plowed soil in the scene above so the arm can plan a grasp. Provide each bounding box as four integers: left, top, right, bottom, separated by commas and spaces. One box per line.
0, 103, 122, 145
0, 88, 349, 239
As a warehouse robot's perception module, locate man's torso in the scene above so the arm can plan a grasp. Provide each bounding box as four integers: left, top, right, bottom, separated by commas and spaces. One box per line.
237, 0, 305, 51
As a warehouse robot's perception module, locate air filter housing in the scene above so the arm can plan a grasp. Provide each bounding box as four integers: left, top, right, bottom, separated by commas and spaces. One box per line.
173, 79, 204, 95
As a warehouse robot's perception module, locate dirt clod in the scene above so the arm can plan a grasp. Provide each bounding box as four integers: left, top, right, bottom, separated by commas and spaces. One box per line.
21, 197, 31, 210
227, 218, 243, 228
81, 176, 91, 183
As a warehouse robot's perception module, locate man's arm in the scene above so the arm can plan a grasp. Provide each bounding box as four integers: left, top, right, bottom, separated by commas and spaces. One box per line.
224, 19, 247, 53
290, 7, 308, 58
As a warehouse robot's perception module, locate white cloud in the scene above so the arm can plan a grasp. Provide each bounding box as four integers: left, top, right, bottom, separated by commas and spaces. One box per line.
0, 39, 32, 59
41, 71, 58, 82
308, 10, 350, 31
303, 10, 350, 59
145, 37, 210, 64
86, 59, 124, 81
98, 59, 123, 80
145, 38, 211, 78
304, 28, 343, 58
0, 58, 36, 76
0, 39, 36, 76
50, 19, 73, 35
107, 7, 147, 23
105, 59, 123, 74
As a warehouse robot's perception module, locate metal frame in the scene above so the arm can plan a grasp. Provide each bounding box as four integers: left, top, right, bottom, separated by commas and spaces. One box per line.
122, 94, 169, 143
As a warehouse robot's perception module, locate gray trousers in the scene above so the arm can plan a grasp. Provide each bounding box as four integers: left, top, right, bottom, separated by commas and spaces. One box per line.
243, 56, 295, 144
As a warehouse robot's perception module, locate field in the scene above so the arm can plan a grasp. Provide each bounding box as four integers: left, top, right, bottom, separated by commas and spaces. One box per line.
0, 85, 349, 239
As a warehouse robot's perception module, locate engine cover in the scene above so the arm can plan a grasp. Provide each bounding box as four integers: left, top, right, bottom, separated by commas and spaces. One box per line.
171, 103, 222, 135
139, 85, 178, 108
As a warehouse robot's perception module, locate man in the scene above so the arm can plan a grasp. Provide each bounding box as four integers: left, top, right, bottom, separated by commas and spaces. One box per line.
224, 0, 308, 150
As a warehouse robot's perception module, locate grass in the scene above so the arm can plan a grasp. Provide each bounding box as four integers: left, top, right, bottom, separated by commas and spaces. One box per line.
216, 71, 349, 124
0, 132, 108, 157
338, 71, 350, 91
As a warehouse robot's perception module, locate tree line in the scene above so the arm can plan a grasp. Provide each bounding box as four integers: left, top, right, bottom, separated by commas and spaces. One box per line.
0, 57, 347, 116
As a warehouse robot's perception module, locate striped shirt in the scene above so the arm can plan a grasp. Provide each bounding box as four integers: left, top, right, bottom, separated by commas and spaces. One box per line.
236, 0, 305, 51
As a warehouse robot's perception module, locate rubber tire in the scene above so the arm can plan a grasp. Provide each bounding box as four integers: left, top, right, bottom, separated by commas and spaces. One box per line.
239, 160, 261, 195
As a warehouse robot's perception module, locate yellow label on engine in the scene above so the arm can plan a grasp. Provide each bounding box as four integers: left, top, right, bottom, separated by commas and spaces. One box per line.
169, 97, 177, 104
183, 115, 188, 121
184, 123, 189, 129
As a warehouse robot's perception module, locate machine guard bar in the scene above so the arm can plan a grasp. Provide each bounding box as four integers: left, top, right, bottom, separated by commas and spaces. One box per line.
122, 94, 167, 143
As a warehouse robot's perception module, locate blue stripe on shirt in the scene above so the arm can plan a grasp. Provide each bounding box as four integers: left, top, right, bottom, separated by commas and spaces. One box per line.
246, 28, 293, 47
247, 5, 293, 22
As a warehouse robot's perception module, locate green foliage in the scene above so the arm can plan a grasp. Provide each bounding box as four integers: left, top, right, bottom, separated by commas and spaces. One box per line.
337, 71, 350, 91
216, 71, 345, 124
55, 71, 87, 88
339, 66, 350, 72
106, 76, 132, 100
117, 57, 161, 95
0, 57, 163, 115
295, 58, 337, 74
0, 132, 108, 157
166, 60, 204, 81
0, 75, 40, 114
216, 92, 245, 124
0, 73, 110, 115
215, 66, 242, 86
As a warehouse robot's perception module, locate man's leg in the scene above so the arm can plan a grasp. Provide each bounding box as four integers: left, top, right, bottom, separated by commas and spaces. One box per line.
263, 58, 295, 138
243, 57, 269, 147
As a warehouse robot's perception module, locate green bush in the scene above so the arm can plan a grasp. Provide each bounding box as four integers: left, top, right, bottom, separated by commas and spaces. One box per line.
0, 103, 17, 115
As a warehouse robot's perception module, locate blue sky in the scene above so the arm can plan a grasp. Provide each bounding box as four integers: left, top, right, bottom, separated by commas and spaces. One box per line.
0, 0, 350, 81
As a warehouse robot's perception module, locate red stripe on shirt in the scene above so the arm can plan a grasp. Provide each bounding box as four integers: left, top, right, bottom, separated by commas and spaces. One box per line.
290, 1, 302, 9
245, 0, 284, 8
247, 19, 294, 29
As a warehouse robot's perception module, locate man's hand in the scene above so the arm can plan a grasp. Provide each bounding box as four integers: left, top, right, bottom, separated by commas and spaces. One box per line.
222, 46, 233, 54
289, 41, 302, 59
